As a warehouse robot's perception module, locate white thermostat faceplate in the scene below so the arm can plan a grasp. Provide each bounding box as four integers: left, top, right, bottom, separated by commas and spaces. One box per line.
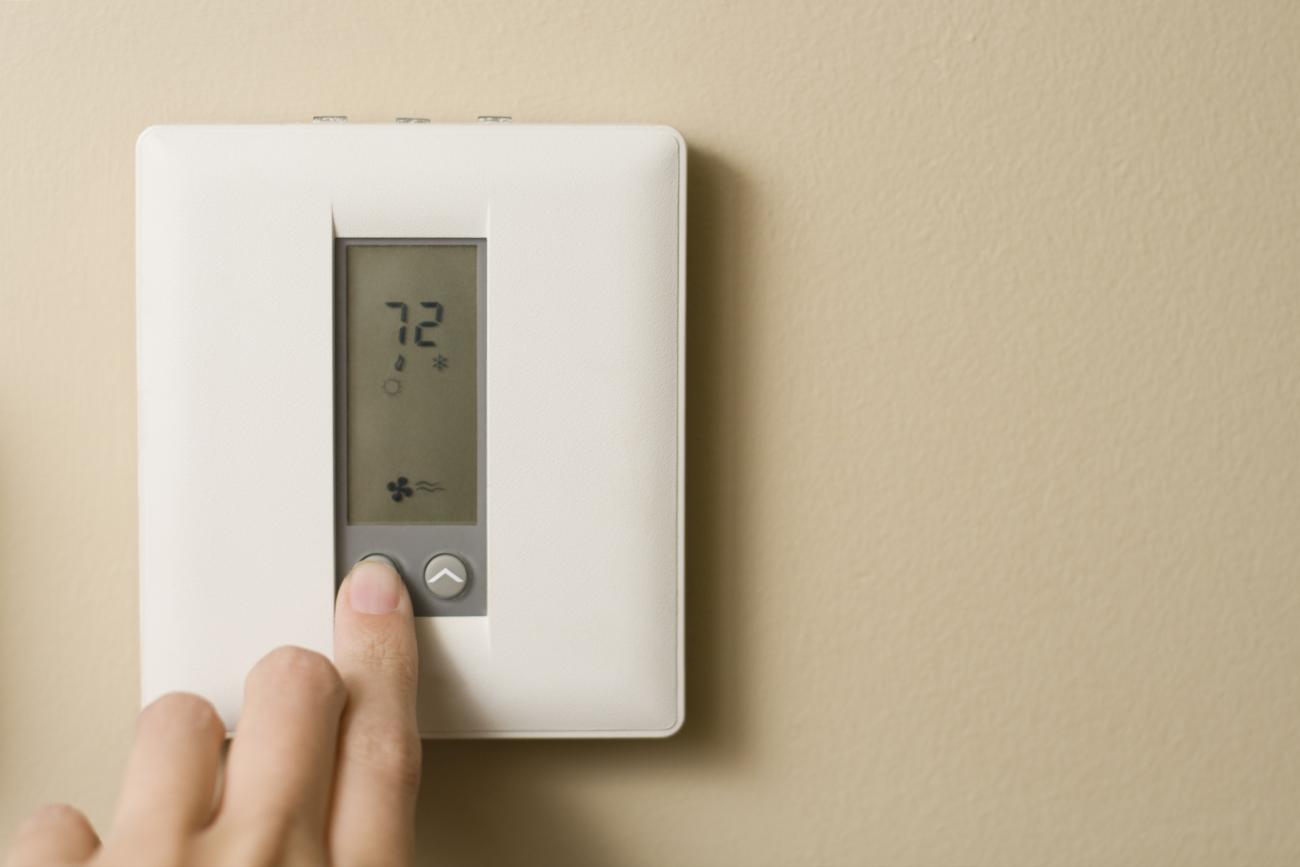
137, 122, 685, 737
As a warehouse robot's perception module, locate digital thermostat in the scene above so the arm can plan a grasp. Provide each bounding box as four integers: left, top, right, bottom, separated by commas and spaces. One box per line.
137, 121, 685, 737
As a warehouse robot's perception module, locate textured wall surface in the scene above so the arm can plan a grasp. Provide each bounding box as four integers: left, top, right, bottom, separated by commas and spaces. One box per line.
3, 2, 1300, 865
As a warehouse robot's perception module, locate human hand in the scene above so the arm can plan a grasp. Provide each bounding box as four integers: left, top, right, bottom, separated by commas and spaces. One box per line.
5, 560, 421, 867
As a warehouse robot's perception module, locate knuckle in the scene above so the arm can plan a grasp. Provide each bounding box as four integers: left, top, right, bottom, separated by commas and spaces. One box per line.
96, 837, 189, 867
347, 719, 422, 796
354, 630, 418, 689
202, 810, 296, 867
140, 692, 224, 736
17, 802, 89, 835
252, 646, 345, 702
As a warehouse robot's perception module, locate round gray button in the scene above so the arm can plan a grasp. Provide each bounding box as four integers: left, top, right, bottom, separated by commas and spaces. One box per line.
359, 553, 400, 574
424, 553, 469, 600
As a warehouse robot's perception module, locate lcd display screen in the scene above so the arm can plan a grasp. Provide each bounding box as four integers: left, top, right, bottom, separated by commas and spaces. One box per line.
345, 243, 478, 524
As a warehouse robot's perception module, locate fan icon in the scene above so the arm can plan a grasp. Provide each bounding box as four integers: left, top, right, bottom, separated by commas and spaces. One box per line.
386, 477, 414, 502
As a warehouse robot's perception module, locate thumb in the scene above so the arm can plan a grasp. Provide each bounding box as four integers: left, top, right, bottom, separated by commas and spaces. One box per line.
330, 559, 422, 867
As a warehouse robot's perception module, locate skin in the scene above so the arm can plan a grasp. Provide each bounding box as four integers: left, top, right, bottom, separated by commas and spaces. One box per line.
4, 560, 421, 867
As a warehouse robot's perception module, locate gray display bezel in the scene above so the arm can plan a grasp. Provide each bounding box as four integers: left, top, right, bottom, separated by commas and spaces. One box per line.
334, 238, 487, 617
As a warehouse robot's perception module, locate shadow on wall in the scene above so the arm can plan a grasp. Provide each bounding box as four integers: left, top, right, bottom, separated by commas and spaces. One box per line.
411, 144, 758, 867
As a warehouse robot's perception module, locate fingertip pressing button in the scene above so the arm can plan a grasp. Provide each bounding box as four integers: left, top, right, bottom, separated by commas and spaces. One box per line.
359, 553, 400, 574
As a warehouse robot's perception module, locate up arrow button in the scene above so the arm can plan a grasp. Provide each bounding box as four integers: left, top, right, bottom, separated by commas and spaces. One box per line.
424, 554, 470, 600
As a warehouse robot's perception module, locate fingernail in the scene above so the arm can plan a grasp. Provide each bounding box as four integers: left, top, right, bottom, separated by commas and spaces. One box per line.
349, 561, 402, 614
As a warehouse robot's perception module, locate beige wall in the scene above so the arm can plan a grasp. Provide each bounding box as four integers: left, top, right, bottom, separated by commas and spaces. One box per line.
3, 1, 1300, 864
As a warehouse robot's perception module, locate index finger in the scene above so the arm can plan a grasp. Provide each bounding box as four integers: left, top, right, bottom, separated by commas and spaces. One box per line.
328, 560, 422, 867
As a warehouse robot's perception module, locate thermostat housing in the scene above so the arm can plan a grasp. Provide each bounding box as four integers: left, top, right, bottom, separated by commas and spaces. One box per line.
137, 122, 685, 737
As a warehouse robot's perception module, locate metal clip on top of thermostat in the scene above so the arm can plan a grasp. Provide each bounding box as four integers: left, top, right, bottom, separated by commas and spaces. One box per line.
311, 115, 513, 124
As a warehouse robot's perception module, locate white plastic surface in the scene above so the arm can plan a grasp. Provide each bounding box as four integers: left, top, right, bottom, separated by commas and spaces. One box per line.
137, 123, 685, 737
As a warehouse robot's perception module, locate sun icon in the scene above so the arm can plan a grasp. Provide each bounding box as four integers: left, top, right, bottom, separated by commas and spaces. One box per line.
382, 377, 402, 396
